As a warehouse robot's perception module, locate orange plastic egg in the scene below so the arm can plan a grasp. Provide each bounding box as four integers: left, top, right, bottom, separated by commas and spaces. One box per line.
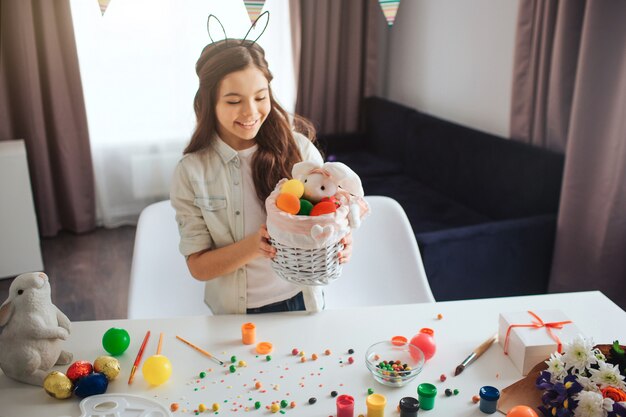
310, 201, 337, 216
276, 193, 300, 214
506, 405, 539, 417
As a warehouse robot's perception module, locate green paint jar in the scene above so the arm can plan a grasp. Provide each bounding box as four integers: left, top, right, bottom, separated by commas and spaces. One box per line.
417, 383, 437, 410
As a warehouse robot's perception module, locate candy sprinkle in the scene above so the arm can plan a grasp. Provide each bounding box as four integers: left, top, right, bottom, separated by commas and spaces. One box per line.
472, 395, 480, 403
170, 403, 179, 412
437, 313, 443, 320
445, 388, 453, 397
324, 349, 331, 355
308, 397, 317, 405
292, 348, 299, 356
439, 373, 447, 382
212, 403, 220, 411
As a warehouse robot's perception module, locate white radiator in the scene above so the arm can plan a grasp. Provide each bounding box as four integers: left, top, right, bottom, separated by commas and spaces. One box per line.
0, 140, 44, 278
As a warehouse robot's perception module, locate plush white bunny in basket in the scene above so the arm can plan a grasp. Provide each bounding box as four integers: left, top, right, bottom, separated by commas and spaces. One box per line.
266, 161, 369, 285
0, 272, 73, 386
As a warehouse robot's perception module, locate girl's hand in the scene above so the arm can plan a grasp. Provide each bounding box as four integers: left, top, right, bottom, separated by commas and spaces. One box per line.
256, 224, 276, 259
338, 232, 353, 264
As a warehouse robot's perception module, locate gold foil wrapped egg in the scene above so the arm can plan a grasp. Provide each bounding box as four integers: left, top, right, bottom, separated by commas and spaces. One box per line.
93, 356, 121, 381
43, 371, 73, 399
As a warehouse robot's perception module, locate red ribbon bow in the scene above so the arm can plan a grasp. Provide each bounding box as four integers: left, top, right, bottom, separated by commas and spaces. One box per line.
503, 310, 572, 355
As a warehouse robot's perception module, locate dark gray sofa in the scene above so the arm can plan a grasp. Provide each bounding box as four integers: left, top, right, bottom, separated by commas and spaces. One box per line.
319, 97, 565, 301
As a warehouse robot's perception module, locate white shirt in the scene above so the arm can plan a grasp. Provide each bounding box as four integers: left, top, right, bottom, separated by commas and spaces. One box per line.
236, 143, 301, 308
170, 132, 325, 314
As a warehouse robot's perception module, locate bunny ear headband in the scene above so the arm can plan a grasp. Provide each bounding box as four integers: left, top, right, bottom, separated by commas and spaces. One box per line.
207, 11, 270, 46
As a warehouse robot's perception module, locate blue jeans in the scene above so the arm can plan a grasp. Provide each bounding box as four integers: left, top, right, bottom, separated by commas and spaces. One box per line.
246, 292, 305, 314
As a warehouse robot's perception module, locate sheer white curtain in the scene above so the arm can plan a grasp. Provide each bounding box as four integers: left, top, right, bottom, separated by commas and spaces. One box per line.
69, 0, 295, 226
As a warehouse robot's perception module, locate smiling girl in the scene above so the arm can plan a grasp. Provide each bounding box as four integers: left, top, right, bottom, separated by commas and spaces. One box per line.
170, 39, 351, 314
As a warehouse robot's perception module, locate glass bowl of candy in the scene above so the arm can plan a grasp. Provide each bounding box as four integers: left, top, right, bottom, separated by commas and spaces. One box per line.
365, 339, 425, 387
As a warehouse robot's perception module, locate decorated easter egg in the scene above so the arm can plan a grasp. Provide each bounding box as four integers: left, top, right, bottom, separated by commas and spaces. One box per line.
281, 179, 304, 198
310, 201, 337, 216
298, 199, 314, 215
506, 405, 539, 417
142, 354, 173, 386
66, 360, 93, 383
43, 371, 73, 400
93, 355, 121, 381
102, 327, 130, 356
74, 372, 109, 398
276, 193, 300, 214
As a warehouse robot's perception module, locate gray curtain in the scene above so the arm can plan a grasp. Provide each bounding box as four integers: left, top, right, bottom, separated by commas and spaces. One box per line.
293, 0, 379, 134
0, 0, 95, 237
510, 0, 626, 308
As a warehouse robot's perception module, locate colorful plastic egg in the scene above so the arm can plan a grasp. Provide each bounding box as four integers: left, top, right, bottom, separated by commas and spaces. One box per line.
506, 405, 539, 417
276, 193, 300, 214
298, 199, 314, 215
102, 327, 130, 356
142, 354, 173, 386
310, 201, 337, 216
410, 328, 436, 361
280, 179, 304, 198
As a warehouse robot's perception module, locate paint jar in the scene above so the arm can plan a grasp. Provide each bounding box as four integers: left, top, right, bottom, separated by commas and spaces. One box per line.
398, 396, 420, 417
241, 322, 256, 345
417, 383, 437, 410
336, 394, 355, 417
479, 386, 500, 414
366, 393, 387, 417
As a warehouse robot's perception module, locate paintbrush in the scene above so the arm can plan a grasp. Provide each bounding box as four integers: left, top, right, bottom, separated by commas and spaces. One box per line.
454, 333, 497, 376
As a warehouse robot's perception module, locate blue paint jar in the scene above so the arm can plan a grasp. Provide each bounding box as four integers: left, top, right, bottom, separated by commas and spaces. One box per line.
479, 386, 500, 414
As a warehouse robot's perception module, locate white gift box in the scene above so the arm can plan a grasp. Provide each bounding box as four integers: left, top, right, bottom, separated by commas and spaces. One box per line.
498, 310, 581, 375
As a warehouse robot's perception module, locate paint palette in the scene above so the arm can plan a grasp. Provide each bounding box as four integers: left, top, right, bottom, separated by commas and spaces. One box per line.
79, 394, 172, 417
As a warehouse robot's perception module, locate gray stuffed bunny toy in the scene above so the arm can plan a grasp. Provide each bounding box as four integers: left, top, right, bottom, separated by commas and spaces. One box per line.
0, 272, 73, 386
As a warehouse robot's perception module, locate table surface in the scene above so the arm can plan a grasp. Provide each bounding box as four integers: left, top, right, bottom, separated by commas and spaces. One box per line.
1, 291, 624, 417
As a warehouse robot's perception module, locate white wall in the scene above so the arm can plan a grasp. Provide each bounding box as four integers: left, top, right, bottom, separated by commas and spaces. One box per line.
384, 0, 519, 137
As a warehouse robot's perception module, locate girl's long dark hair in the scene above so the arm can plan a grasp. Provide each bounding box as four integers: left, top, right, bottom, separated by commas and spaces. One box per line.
185, 39, 316, 202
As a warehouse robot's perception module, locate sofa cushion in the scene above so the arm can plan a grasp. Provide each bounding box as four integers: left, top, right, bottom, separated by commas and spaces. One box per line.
362, 175, 490, 233
364, 97, 415, 162
329, 150, 403, 177
404, 111, 565, 219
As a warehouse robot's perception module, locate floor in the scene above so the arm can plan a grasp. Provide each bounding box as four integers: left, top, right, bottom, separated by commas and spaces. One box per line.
0, 226, 136, 321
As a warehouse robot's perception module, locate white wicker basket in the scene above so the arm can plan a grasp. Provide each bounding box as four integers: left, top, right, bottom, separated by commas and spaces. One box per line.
269, 238, 344, 286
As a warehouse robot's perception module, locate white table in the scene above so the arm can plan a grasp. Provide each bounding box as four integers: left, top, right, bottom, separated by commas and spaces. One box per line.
1, 291, 624, 417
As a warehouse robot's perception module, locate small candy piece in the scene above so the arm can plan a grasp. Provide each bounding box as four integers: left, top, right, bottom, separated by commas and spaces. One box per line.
239, 360, 247, 367
300, 356, 307, 363
453, 389, 459, 395
199, 371, 206, 378
308, 397, 317, 405
280, 400, 288, 408
266, 355, 272, 362
290, 401, 296, 408
331, 391, 338, 397
171, 403, 180, 412
299, 351, 305, 357
348, 357, 354, 364
367, 388, 374, 395
231, 355, 237, 363
348, 348, 355, 354
273, 384, 280, 391
437, 313, 444, 320
198, 404, 207, 412
445, 388, 453, 397
439, 373, 447, 382
255, 401, 262, 409
276, 193, 300, 214
292, 348, 299, 356
324, 349, 332, 355
255, 381, 263, 389
472, 395, 480, 403
270, 403, 280, 413
281, 179, 305, 198
311, 353, 318, 360
229, 365, 236, 373
212, 403, 220, 411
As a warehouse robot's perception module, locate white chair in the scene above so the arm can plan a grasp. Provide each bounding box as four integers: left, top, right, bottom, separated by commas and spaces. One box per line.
323, 196, 435, 309
127, 200, 211, 319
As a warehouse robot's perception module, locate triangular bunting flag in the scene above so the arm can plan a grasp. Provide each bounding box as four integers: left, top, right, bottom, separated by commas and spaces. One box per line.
98, 0, 111, 16
378, 0, 401, 27
244, 1, 266, 25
